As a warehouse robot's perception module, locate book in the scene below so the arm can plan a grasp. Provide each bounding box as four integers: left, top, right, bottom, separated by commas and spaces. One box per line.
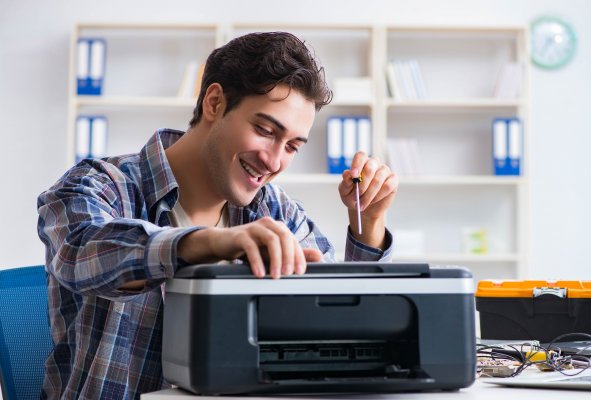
177, 61, 205, 99
386, 137, 422, 176
493, 62, 523, 98
408, 59, 427, 99
387, 59, 427, 100
332, 76, 372, 103
385, 61, 402, 100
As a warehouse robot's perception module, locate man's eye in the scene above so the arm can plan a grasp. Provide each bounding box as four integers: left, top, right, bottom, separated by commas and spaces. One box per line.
286, 144, 299, 154
255, 125, 272, 136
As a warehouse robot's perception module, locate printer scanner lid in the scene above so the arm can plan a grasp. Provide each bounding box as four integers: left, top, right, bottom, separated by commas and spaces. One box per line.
167, 263, 474, 296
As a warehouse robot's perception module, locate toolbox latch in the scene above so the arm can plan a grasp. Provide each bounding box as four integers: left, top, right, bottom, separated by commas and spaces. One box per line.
533, 287, 567, 298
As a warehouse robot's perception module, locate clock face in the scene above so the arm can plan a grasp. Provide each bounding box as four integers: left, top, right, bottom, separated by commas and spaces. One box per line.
530, 16, 577, 69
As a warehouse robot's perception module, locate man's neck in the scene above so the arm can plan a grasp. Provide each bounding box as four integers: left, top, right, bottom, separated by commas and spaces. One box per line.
165, 129, 226, 226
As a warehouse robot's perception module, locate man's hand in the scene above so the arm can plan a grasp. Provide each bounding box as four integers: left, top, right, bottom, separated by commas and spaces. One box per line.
178, 217, 323, 279
338, 152, 398, 248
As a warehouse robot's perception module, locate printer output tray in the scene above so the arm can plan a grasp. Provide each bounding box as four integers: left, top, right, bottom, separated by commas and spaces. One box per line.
162, 262, 476, 395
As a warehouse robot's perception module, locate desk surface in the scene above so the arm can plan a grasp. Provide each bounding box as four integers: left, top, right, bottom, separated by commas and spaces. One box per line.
141, 369, 590, 399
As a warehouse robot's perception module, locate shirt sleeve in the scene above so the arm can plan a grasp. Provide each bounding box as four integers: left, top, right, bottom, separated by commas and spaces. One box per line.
37, 165, 197, 300
344, 226, 393, 261
264, 184, 393, 262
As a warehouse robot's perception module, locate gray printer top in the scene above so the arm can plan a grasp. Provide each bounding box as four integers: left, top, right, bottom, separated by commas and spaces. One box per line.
166, 262, 474, 296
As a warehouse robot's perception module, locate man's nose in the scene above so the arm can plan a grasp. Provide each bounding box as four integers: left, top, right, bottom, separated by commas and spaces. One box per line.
261, 146, 283, 173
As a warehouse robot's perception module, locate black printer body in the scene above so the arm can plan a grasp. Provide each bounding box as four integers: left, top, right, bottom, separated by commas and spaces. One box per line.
162, 262, 476, 395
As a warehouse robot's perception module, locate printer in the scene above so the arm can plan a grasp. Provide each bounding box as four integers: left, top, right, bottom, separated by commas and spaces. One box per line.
162, 262, 476, 395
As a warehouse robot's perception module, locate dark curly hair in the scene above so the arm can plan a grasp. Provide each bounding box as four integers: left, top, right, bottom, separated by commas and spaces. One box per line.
189, 31, 332, 127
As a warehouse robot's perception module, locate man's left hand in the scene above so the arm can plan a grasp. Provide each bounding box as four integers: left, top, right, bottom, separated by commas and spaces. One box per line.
338, 152, 398, 247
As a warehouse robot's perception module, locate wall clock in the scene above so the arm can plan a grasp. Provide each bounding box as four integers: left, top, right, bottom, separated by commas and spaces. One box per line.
530, 16, 577, 69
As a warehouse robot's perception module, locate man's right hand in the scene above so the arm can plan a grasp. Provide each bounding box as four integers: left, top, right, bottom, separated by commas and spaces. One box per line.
177, 216, 323, 279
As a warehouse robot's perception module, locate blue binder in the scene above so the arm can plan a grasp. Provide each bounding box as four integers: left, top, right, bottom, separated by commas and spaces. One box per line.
76, 116, 108, 163
77, 38, 106, 95
327, 117, 343, 174
492, 118, 522, 176
326, 116, 372, 174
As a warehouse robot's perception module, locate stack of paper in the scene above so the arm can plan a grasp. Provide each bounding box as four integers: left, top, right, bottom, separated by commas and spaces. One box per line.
177, 61, 205, 99
386, 59, 427, 100
493, 63, 523, 99
386, 137, 422, 176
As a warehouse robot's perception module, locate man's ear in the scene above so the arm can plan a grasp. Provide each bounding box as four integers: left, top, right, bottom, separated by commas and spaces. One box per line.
201, 83, 225, 122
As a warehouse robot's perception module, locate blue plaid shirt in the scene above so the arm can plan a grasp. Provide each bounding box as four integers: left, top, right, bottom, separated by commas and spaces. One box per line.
37, 129, 393, 399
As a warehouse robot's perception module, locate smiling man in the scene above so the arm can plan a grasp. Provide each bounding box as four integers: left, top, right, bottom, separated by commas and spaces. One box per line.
37, 32, 398, 399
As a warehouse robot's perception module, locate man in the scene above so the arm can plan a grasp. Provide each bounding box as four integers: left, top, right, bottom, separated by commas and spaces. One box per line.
37, 32, 398, 399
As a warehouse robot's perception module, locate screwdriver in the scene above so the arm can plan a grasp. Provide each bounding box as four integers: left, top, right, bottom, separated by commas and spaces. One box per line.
353, 174, 362, 235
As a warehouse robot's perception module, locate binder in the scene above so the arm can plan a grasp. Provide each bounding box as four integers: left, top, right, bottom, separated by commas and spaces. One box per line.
327, 117, 343, 174
492, 118, 522, 176
357, 117, 372, 155
76, 116, 91, 162
90, 117, 108, 158
75, 116, 108, 163
76, 39, 90, 95
508, 119, 522, 175
77, 38, 106, 95
326, 116, 373, 174
342, 117, 357, 170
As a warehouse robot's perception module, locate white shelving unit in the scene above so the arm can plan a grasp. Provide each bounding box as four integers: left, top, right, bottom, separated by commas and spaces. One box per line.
378, 26, 530, 281
66, 23, 529, 281
67, 23, 224, 165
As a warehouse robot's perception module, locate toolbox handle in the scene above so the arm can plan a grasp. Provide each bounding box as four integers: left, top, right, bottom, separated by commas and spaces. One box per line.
533, 287, 567, 298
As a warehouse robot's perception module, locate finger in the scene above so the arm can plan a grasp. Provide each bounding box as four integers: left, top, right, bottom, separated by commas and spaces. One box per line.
349, 151, 368, 174
240, 235, 266, 278
294, 241, 307, 275
358, 158, 381, 193
369, 174, 399, 205
280, 227, 295, 276
339, 169, 355, 195
259, 217, 297, 277
359, 165, 391, 209
303, 248, 323, 262
260, 230, 282, 279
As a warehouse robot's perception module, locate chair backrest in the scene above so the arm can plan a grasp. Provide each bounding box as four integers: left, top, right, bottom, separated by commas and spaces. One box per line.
0, 266, 53, 400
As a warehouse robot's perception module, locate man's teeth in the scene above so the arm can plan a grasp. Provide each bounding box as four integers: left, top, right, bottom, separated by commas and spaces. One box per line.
241, 160, 262, 178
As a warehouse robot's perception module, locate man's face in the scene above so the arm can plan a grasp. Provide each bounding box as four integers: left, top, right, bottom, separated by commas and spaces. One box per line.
203, 85, 316, 206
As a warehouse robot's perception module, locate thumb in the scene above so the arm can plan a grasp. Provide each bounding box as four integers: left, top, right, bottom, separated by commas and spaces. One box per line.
303, 248, 323, 262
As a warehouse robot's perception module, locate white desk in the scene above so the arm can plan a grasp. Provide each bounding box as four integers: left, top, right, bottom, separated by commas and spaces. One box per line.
142, 369, 590, 399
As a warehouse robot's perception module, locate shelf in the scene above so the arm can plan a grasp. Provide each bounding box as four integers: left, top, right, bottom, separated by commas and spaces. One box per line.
391, 253, 521, 263
74, 22, 219, 31
75, 96, 196, 108
328, 99, 375, 108
399, 175, 525, 186
275, 174, 524, 186
274, 174, 341, 184
385, 98, 525, 109
386, 25, 527, 35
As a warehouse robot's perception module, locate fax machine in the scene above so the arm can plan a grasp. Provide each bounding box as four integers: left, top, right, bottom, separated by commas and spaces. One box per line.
162, 262, 476, 395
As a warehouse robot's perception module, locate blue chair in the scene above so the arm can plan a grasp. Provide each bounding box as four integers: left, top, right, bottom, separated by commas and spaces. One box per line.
0, 266, 53, 400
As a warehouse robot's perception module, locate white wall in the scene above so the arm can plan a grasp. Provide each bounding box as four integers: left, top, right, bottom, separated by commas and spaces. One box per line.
1, 0, 590, 279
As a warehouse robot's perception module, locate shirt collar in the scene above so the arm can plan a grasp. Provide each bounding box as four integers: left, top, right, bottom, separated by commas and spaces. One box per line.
139, 128, 268, 224
139, 129, 183, 220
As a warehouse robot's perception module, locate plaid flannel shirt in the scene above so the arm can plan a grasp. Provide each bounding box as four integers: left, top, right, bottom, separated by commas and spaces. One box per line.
37, 129, 392, 399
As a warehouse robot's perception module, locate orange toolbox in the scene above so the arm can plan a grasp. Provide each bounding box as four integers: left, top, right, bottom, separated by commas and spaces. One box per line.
476, 280, 591, 342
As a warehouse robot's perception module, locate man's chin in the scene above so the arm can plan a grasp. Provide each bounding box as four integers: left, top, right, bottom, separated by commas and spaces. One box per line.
229, 190, 259, 207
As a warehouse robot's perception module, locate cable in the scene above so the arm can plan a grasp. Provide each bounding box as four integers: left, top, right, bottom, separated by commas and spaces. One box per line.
476, 333, 591, 378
